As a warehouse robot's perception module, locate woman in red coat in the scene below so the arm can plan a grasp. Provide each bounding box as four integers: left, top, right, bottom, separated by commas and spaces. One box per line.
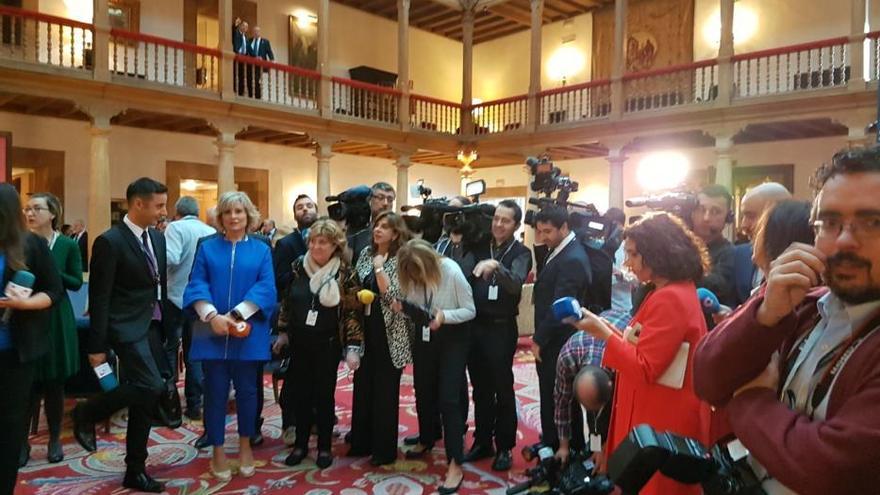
570, 212, 711, 495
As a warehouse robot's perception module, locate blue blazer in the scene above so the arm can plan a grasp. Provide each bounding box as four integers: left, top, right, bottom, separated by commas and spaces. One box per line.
184, 235, 277, 361
733, 242, 757, 306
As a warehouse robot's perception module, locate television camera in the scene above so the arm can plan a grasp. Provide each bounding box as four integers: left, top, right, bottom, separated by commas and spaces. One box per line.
325, 185, 372, 234
400, 179, 495, 252
624, 191, 699, 223
511, 425, 764, 495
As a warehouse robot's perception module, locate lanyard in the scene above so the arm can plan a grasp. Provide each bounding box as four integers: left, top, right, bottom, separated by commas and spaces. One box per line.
310, 270, 337, 310
422, 286, 434, 313
490, 239, 515, 262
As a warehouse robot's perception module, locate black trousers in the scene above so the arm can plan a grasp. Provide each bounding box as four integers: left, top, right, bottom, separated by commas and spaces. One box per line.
288, 331, 340, 451
412, 324, 471, 465
469, 317, 519, 451
234, 60, 253, 97
350, 319, 402, 461
79, 323, 167, 472
536, 338, 566, 450
0, 350, 34, 494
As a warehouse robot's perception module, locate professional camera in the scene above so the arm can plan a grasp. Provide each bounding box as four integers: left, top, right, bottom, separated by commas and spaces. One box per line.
527, 154, 579, 202
401, 180, 495, 251
326, 185, 372, 233
509, 444, 614, 495
624, 191, 699, 222
607, 424, 765, 495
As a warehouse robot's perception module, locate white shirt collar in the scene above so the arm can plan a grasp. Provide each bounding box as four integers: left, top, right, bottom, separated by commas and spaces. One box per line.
123, 214, 147, 240
545, 231, 576, 265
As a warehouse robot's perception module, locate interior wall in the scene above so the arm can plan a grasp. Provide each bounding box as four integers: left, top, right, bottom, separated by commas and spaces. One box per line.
0, 113, 462, 228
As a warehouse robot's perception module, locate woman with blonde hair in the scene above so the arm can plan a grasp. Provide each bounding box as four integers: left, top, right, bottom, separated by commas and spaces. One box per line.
395, 239, 475, 494
184, 191, 277, 481
348, 211, 411, 465
274, 218, 362, 468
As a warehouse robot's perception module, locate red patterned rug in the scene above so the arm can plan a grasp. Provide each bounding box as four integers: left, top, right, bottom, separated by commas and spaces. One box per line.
16, 339, 541, 495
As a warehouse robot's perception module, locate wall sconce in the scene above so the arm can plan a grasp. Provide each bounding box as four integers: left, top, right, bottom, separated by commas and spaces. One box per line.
547, 43, 585, 86
293, 9, 317, 29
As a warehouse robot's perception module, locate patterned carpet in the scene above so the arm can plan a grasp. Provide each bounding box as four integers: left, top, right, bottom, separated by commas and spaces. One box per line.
16, 339, 542, 495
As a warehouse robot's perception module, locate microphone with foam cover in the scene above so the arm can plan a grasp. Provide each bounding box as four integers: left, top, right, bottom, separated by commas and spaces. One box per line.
696, 287, 721, 315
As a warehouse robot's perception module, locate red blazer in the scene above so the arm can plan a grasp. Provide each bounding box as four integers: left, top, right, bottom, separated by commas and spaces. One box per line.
694, 288, 880, 495
603, 281, 710, 495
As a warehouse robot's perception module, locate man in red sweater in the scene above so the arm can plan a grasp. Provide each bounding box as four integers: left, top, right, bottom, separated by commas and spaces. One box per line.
694, 146, 880, 495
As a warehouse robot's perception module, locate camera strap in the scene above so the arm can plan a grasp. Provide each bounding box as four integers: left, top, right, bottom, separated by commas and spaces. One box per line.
489, 239, 515, 287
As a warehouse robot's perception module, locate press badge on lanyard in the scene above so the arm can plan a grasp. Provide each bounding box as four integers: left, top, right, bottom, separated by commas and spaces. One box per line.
306, 310, 319, 327
488, 285, 499, 301
422, 325, 431, 342
488, 241, 514, 301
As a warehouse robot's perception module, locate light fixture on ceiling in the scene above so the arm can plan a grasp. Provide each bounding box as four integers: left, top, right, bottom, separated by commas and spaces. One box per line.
457, 149, 478, 178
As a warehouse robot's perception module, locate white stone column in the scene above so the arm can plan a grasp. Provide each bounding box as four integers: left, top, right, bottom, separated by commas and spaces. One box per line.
461, 7, 475, 135
716, 0, 734, 104
219, 0, 235, 99
526, 0, 543, 131
216, 133, 236, 194
82, 102, 123, 252
92, 0, 110, 81
398, 0, 411, 131
714, 135, 734, 190
607, 149, 627, 210
318, 0, 332, 118
394, 153, 412, 211
610, 0, 627, 118
848, 0, 867, 89
314, 138, 335, 214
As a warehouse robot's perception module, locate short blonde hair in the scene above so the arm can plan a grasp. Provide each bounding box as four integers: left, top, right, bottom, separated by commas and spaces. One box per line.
309, 217, 348, 258
397, 239, 442, 295
216, 191, 261, 233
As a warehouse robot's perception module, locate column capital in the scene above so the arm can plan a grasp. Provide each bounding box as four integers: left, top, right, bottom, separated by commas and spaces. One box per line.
77, 100, 125, 128
313, 141, 335, 160
210, 118, 248, 137
601, 136, 631, 156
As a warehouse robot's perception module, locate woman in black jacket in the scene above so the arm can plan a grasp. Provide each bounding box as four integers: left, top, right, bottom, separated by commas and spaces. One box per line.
0, 183, 63, 492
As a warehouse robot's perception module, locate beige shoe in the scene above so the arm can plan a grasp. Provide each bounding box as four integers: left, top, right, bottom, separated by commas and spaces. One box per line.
283, 426, 296, 447
239, 463, 256, 478
210, 462, 232, 482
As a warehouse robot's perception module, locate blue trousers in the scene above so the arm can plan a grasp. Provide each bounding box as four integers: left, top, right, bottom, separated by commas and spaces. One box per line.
203, 360, 261, 447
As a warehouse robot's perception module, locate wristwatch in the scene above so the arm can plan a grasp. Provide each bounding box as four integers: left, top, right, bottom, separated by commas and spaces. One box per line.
374, 267, 384, 274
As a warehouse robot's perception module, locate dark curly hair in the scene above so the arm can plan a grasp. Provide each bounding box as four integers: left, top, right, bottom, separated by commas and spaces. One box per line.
623, 212, 710, 284
813, 145, 880, 193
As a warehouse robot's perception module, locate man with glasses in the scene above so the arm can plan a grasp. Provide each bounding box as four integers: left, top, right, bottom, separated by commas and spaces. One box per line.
694, 147, 880, 494
348, 182, 396, 261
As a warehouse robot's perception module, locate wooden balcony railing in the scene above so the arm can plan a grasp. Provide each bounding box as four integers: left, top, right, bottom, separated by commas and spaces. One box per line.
623, 59, 719, 113
732, 36, 850, 98
234, 55, 320, 110
470, 95, 528, 135
331, 77, 401, 125
538, 79, 612, 125
110, 29, 221, 93
0, 5, 93, 72
868, 31, 880, 82
410, 94, 461, 135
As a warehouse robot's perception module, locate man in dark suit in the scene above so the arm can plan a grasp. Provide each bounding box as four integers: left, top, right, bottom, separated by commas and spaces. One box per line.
71, 178, 171, 493
232, 18, 251, 96
248, 26, 274, 100
72, 219, 88, 272
733, 182, 791, 306
531, 205, 591, 450
348, 182, 395, 261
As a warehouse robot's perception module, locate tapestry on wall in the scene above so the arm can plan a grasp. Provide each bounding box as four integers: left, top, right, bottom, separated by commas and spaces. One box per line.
592, 0, 695, 110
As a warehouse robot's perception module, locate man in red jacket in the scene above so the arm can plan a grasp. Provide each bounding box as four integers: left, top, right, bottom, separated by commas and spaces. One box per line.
694, 146, 880, 495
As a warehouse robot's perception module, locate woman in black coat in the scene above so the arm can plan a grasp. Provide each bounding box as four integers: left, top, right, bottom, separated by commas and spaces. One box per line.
0, 183, 64, 493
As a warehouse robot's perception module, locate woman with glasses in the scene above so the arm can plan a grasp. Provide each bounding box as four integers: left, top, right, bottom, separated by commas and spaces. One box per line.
0, 184, 63, 492
20, 194, 82, 465
568, 213, 711, 495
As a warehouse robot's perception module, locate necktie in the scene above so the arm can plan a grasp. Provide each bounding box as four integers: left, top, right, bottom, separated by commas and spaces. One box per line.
140, 231, 163, 321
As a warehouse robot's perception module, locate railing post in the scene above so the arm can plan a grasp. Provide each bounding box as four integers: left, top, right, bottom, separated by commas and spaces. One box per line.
92, 0, 110, 81
461, 6, 475, 136
318, 0, 333, 118
398, 0, 411, 131
848, 0, 867, 90
526, 0, 543, 131
218, 0, 235, 100
610, 0, 627, 119
716, 0, 734, 104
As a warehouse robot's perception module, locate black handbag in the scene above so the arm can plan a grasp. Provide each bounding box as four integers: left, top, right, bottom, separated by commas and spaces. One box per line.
153, 377, 183, 429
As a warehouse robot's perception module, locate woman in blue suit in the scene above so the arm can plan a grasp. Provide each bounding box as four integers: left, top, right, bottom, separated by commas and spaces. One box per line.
184, 191, 276, 481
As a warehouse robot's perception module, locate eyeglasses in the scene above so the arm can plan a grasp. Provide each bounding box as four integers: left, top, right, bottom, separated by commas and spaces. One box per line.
812, 216, 880, 240
372, 194, 395, 203
22, 207, 49, 214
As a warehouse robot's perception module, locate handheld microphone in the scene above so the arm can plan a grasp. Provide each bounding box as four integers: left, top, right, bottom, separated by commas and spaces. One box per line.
3, 270, 35, 324
553, 296, 582, 322
696, 288, 721, 315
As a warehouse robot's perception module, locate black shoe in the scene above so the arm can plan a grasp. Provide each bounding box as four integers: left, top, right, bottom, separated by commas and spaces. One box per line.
47, 438, 64, 463
316, 451, 333, 469
438, 472, 464, 495
369, 455, 395, 466
404, 444, 433, 460
122, 471, 164, 493
491, 450, 512, 471
250, 432, 264, 447
403, 434, 420, 446
194, 432, 210, 450
184, 408, 202, 421
347, 446, 369, 457
19, 442, 30, 468
284, 448, 307, 466
71, 405, 96, 453
462, 443, 495, 463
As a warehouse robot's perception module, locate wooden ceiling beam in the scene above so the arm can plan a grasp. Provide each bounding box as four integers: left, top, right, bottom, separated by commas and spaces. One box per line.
418, 9, 461, 29
410, 3, 447, 21
485, 3, 531, 26
473, 24, 527, 42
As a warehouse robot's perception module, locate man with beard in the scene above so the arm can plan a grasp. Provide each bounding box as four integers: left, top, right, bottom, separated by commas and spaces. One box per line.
694, 146, 880, 495
690, 184, 737, 307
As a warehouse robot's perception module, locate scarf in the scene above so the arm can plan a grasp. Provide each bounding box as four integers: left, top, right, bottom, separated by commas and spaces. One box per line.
304, 253, 341, 307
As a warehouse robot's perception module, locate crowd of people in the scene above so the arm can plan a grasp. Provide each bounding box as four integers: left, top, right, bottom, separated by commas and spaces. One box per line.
0, 144, 878, 495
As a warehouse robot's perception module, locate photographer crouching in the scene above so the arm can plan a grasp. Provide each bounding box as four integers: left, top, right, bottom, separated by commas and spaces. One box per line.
694, 147, 880, 494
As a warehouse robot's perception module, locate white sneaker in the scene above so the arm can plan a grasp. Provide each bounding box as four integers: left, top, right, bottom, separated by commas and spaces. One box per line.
283, 426, 296, 447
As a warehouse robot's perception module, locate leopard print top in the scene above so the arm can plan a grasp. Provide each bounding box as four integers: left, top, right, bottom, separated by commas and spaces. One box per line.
355, 247, 413, 369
